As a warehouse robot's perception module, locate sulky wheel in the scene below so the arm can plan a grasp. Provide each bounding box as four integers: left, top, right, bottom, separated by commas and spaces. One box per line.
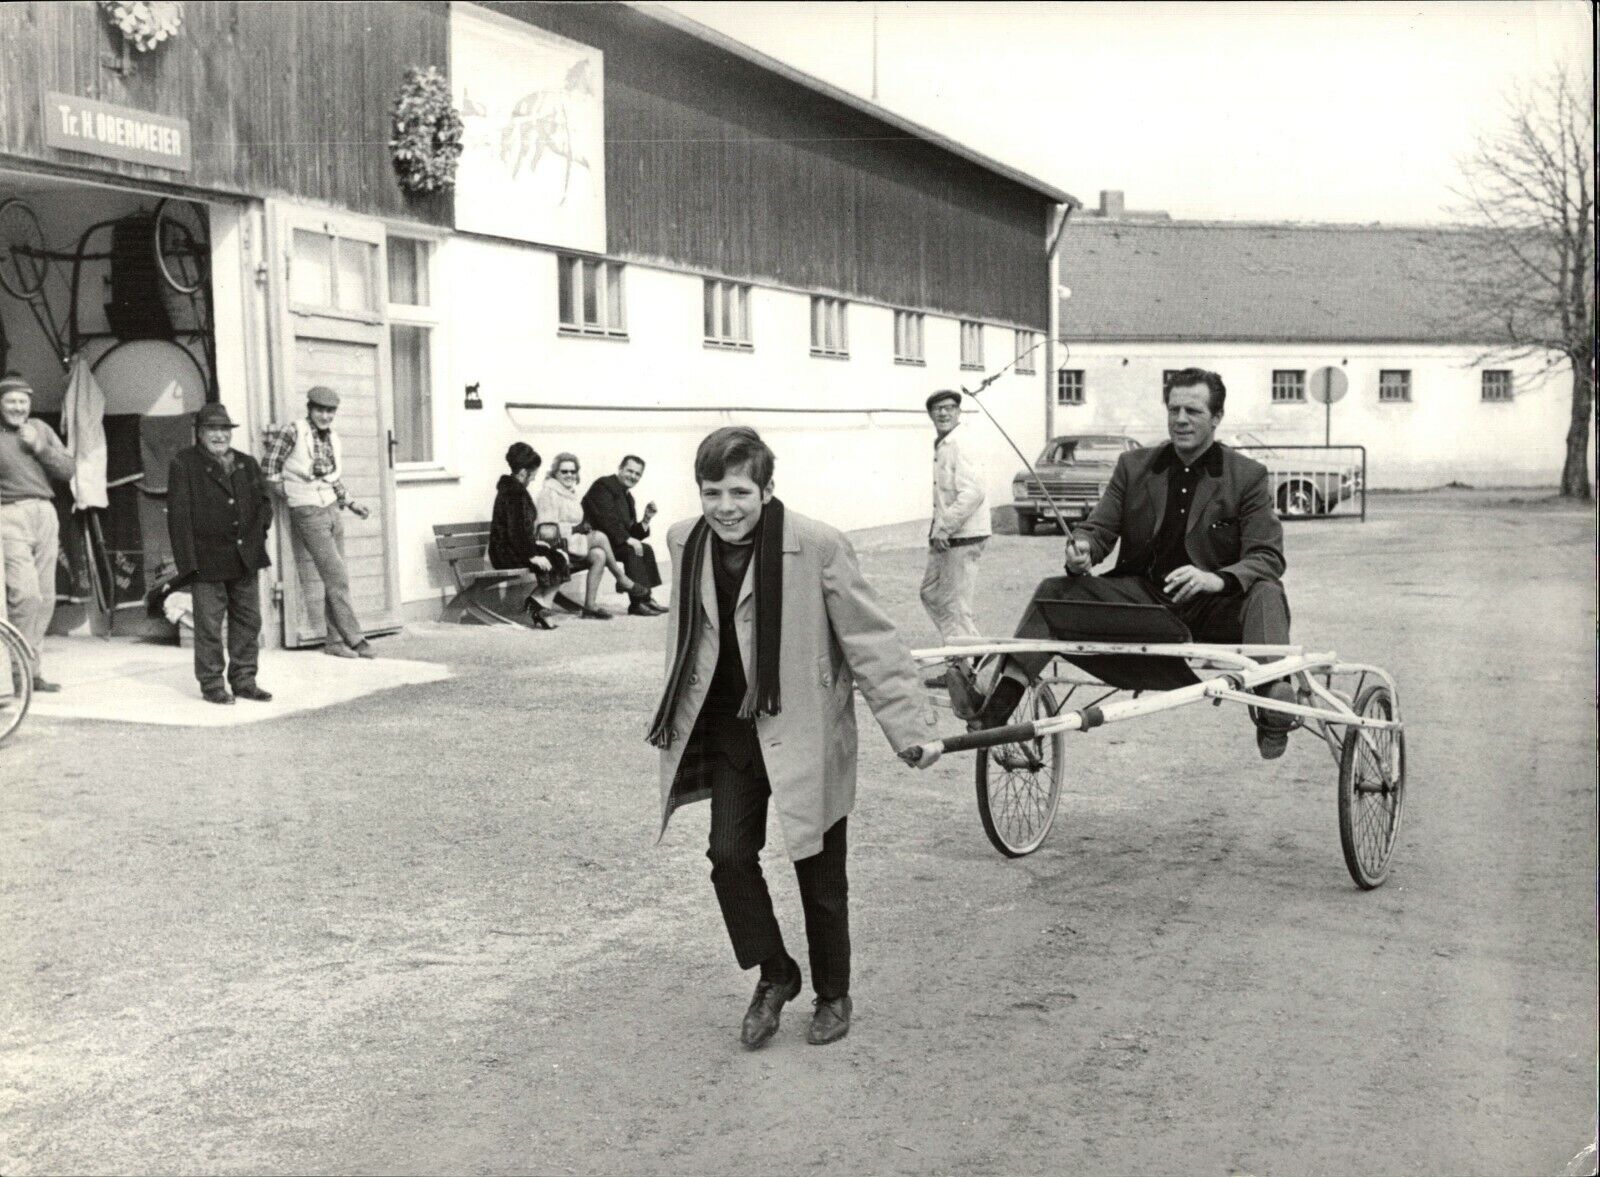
0, 620, 35, 746
974, 681, 1064, 857
152, 198, 208, 295
0, 199, 48, 301
1337, 683, 1406, 889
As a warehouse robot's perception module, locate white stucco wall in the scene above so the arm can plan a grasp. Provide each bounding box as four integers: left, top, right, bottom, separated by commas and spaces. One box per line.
394, 235, 1049, 613
1054, 342, 1576, 490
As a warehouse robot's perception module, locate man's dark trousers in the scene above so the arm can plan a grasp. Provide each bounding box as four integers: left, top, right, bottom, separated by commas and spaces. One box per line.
1007, 573, 1291, 680
191, 572, 262, 693
706, 740, 849, 1000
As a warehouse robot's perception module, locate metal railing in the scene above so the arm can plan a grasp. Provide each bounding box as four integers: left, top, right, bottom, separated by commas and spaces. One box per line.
1234, 445, 1368, 522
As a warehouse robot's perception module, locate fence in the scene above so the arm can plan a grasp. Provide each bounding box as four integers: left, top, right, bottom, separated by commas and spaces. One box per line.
1234, 445, 1367, 521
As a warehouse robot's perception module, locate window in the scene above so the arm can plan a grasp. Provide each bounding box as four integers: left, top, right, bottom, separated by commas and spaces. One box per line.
960, 321, 984, 370
1271, 369, 1307, 403
810, 296, 849, 358
387, 235, 442, 467
894, 310, 925, 365
290, 227, 378, 316
1482, 370, 1513, 402
558, 255, 627, 338
1015, 330, 1038, 375
1056, 369, 1085, 406
703, 279, 751, 349
1378, 369, 1412, 403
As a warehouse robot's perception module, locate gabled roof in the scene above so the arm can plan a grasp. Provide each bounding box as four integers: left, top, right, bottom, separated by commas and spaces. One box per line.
629, 2, 1077, 207
1059, 219, 1500, 344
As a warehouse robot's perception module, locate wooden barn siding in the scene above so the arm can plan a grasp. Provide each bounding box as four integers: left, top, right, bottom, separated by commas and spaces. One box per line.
489, 3, 1049, 329
0, 1, 450, 225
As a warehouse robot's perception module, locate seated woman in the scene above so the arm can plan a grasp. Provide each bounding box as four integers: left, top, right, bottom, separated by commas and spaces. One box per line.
489, 442, 572, 630
535, 451, 640, 619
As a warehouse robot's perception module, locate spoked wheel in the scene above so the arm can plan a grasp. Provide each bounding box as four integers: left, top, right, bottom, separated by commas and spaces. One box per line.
974, 681, 1064, 857
1337, 684, 1406, 889
0, 198, 48, 300
0, 621, 35, 746
152, 198, 208, 294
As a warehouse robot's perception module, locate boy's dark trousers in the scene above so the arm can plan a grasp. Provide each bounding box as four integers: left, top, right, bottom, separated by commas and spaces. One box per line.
704, 730, 850, 1000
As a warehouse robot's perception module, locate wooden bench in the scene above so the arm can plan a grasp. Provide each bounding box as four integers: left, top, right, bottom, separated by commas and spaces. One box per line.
433, 521, 535, 626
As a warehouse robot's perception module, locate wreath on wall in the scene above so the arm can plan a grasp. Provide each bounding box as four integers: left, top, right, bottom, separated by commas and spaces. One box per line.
98, 1, 184, 53
389, 67, 465, 195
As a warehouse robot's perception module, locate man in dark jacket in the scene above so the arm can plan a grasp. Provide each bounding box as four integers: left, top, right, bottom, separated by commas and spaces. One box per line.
582, 454, 666, 616
167, 403, 274, 705
961, 368, 1296, 757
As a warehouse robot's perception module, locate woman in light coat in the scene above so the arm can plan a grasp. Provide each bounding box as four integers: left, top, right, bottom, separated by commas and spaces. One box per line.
535, 451, 638, 619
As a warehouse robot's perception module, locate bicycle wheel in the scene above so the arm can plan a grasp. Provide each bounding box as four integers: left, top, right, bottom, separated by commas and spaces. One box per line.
974, 681, 1065, 857
0, 620, 35, 746
152, 198, 208, 294
0, 198, 48, 300
1337, 684, 1406, 889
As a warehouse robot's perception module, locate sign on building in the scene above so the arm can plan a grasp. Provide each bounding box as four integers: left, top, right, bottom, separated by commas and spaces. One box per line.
450, 2, 606, 252
40, 93, 191, 171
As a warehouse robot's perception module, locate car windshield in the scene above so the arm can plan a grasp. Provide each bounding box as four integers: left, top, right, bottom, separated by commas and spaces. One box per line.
1045, 439, 1124, 464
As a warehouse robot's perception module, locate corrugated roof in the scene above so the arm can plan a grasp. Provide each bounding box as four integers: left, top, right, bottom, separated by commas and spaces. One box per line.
1059, 220, 1500, 343
628, 2, 1078, 207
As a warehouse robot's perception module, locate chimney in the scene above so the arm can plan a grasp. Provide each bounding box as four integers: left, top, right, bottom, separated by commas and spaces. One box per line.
1098, 190, 1125, 219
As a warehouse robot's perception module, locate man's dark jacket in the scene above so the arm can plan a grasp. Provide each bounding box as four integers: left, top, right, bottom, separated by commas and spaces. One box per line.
167, 447, 273, 583
1073, 441, 1285, 590
581, 473, 651, 554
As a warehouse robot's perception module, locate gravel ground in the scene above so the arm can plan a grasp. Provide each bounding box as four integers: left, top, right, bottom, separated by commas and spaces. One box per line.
1, 489, 1595, 1176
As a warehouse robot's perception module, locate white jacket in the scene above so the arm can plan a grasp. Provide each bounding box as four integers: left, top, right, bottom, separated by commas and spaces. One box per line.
930, 427, 990, 540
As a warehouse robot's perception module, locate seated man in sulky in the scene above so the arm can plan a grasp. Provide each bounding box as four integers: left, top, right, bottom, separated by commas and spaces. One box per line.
956, 367, 1297, 758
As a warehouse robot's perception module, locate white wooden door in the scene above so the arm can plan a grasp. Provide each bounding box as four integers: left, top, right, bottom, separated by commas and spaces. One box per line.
266, 203, 402, 646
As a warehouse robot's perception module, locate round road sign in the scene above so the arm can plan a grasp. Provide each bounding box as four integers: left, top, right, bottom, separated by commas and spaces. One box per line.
1310, 366, 1348, 404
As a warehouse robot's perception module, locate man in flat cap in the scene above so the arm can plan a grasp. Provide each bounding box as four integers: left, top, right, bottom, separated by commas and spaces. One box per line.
921, 389, 989, 645
0, 372, 74, 692
167, 403, 274, 704
262, 386, 376, 658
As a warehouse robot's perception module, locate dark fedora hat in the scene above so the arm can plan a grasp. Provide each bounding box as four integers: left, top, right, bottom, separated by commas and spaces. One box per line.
195, 403, 239, 429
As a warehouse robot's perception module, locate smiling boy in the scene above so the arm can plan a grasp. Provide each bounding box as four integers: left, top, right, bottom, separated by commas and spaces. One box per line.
648, 426, 941, 1049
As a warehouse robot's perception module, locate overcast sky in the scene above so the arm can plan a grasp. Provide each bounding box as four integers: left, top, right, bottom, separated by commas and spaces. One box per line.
656, 1, 1593, 224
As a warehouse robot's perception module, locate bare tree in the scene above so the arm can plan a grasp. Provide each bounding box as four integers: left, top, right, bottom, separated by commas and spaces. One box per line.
1452, 66, 1595, 499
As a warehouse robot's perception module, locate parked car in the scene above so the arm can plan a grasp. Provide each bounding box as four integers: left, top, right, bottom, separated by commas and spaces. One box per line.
1010, 434, 1142, 535
1240, 443, 1365, 517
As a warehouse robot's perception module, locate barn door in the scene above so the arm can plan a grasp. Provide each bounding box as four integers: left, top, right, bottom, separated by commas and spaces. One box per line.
265, 203, 402, 647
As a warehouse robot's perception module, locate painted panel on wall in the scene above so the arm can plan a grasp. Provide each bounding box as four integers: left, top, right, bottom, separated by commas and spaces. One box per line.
451, 3, 606, 251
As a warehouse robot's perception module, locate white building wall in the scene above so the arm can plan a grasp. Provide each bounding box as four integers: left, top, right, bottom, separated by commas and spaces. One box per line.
1056, 342, 1574, 490
394, 235, 1048, 614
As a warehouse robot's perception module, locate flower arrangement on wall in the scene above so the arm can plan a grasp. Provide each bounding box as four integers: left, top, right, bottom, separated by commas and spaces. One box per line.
389, 67, 465, 195
98, 1, 184, 53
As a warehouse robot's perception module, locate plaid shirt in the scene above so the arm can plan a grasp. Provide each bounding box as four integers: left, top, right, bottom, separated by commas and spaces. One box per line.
261, 419, 348, 506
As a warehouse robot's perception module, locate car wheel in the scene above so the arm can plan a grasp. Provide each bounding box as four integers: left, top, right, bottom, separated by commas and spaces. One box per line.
1277, 481, 1324, 517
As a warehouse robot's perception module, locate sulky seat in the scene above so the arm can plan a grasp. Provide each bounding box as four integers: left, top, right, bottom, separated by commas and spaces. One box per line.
1033, 599, 1202, 691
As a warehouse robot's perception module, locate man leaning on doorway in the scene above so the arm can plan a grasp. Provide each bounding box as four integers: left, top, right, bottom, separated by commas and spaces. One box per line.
261, 385, 377, 659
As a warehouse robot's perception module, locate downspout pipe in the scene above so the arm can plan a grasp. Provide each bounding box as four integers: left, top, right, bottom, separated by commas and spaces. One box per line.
1044, 197, 1079, 444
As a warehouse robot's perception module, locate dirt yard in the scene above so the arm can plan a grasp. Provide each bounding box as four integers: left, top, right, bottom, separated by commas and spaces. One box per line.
1, 490, 1594, 1175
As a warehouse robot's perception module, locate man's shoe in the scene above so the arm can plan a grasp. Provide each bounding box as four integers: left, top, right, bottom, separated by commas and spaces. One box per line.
944, 662, 984, 719
643, 597, 669, 615
550, 592, 584, 614
806, 996, 853, 1046
233, 683, 273, 702
739, 969, 803, 1050
202, 687, 235, 705
355, 643, 378, 660
324, 644, 358, 659
628, 601, 661, 617
30, 676, 60, 693
1254, 680, 1296, 760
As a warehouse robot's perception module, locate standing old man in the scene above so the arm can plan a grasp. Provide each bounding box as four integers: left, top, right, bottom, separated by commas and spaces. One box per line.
167, 403, 274, 705
0, 372, 73, 692
649, 426, 941, 1051
583, 453, 666, 616
262, 386, 376, 658
921, 389, 989, 643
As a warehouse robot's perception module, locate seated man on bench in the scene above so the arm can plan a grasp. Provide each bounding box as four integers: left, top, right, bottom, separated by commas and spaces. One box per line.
957, 368, 1296, 758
